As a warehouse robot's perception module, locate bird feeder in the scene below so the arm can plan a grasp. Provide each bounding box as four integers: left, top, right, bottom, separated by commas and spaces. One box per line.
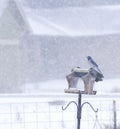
65, 67, 103, 95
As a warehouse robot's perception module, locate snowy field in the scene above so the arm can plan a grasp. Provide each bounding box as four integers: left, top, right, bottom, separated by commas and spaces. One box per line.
0, 93, 119, 129
0, 78, 120, 129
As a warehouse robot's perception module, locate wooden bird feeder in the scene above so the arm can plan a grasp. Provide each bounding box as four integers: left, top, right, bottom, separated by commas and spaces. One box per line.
65, 67, 104, 95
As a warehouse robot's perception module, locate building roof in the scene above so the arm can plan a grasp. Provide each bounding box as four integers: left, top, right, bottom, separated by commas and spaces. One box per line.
0, 0, 31, 39
1, 0, 120, 37
18, 0, 120, 9
22, 5, 120, 36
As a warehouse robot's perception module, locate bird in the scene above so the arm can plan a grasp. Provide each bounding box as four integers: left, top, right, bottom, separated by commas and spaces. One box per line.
87, 56, 102, 74
87, 56, 98, 67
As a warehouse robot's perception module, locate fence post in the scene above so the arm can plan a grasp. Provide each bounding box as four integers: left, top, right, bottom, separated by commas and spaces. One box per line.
113, 100, 117, 129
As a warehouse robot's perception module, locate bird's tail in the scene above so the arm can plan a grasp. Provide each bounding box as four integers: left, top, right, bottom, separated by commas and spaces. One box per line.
95, 66, 104, 77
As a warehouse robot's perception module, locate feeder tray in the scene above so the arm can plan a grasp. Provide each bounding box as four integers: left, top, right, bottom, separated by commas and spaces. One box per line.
64, 89, 97, 95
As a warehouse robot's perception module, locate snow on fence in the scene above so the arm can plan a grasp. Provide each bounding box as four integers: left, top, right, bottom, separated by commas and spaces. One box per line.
0, 94, 119, 129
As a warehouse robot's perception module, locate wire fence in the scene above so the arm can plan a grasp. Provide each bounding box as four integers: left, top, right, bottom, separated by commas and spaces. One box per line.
0, 94, 119, 129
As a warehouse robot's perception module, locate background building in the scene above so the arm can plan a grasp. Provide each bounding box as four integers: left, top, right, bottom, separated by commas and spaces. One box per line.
0, 0, 120, 92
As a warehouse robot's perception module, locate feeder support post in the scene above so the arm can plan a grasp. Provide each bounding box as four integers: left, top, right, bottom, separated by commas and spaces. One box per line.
77, 93, 82, 129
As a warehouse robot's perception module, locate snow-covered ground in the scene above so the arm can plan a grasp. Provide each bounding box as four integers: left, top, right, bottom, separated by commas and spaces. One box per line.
0, 78, 120, 129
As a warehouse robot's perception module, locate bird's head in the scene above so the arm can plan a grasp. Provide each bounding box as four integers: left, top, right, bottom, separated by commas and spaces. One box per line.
87, 56, 91, 60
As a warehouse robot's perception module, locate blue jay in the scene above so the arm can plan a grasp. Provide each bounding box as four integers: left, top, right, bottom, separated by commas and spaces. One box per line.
87, 56, 102, 74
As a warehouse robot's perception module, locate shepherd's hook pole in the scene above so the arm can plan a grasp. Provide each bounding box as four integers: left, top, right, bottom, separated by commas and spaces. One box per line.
62, 92, 98, 129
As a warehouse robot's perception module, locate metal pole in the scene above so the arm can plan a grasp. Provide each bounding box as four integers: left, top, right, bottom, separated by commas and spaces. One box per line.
113, 100, 117, 129
77, 93, 82, 129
